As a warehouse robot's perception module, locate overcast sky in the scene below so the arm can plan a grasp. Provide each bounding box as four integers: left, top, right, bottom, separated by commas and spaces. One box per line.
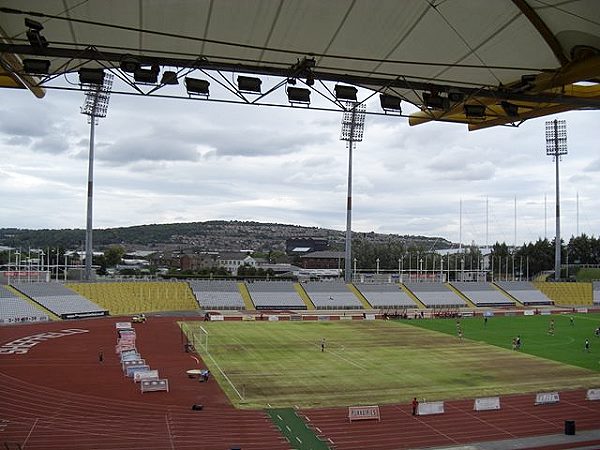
1, 77, 599, 248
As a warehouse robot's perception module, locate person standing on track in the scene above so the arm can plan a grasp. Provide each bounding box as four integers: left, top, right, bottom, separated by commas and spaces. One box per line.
412, 397, 419, 415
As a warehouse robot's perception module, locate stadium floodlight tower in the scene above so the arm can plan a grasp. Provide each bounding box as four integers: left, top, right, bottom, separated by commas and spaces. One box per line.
340, 101, 366, 282
80, 72, 114, 280
545, 119, 567, 281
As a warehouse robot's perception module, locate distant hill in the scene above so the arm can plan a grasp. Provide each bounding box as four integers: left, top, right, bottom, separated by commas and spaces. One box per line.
0, 221, 453, 252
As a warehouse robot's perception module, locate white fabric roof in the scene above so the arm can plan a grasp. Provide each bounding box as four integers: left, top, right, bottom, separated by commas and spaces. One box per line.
1, 1, 599, 128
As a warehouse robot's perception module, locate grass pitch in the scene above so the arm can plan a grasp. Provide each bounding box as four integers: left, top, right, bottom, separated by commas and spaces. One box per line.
181, 318, 600, 409
407, 312, 600, 371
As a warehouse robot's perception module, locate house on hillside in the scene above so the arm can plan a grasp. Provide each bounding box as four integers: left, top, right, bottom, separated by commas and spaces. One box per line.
218, 252, 256, 276
180, 252, 219, 271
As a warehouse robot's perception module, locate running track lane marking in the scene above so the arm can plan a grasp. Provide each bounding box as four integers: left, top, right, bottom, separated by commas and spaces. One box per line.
22, 417, 39, 449
165, 413, 175, 450
392, 404, 460, 446
446, 402, 517, 439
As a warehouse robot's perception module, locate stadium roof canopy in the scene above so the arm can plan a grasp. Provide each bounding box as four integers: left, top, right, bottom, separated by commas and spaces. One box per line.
1, 0, 599, 130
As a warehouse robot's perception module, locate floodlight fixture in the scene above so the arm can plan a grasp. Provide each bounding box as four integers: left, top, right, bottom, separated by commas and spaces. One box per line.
339, 101, 367, 284
423, 92, 449, 110
464, 104, 486, 118
340, 102, 366, 142
134, 67, 159, 84
80, 72, 113, 281
545, 118, 567, 282
335, 85, 358, 101
545, 119, 567, 157
287, 87, 311, 104
26, 29, 48, 49
379, 94, 402, 113
448, 90, 465, 103
501, 101, 519, 117
120, 55, 140, 73
79, 68, 105, 86
237, 76, 262, 93
185, 77, 210, 96
23, 58, 51, 74
25, 18, 44, 31
161, 71, 179, 85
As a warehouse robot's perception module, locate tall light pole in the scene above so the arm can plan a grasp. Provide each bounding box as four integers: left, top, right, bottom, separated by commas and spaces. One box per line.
545, 119, 567, 281
81, 72, 114, 280
340, 101, 366, 282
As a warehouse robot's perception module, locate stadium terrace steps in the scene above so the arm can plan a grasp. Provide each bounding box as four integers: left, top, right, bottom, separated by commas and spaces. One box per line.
403, 282, 467, 308
347, 284, 374, 309
354, 283, 418, 308
533, 282, 593, 306
446, 283, 477, 308
594, 281, 600, 305
68, 281, 198, 314
294, 283, 316, 310
0, 285, 55, 324
11, 282, 107, 319
494, 281, 554, 306
238, 282, 257, 310
302, 281, 364, 310
451, 282, 516, 307
246, 281, 307, 310
400, 284, 427, 309
188, 280, 245, 310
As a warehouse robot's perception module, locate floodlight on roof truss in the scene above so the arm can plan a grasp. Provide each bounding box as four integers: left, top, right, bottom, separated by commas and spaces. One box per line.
185, 77, 209, 96
26, 27, 48, 49
237, 76, 262, 93
161, 70, 178, 85
287, 87, 311, 104
423, 92, 449, 110
335, 85, 358, 101
134, 66, 159, 84
380, 94, 402, 113
79, 68, 105, 86
464, 104, 486, 118
120, 55, 140, 73
22, 58, 50, 75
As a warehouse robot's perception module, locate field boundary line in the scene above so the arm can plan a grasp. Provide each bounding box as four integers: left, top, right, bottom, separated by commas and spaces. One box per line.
205, 349, 244, 400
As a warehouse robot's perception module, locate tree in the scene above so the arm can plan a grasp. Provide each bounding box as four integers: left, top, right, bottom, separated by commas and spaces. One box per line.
104, 245, 125, 267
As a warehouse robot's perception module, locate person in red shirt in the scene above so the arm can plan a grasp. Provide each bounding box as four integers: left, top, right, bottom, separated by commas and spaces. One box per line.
412, 397, 419, 416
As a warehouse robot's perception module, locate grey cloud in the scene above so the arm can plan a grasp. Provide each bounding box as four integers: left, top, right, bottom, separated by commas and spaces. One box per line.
583, 159, 600, 172
5, 135, 32, 146
0, 108, 52, 138
97, 137, 200, 164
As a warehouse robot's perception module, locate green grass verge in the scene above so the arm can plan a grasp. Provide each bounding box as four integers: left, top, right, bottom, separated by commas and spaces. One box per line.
180, 319, 600, 409
576, 267, 600, 282
406, 313, 600, 371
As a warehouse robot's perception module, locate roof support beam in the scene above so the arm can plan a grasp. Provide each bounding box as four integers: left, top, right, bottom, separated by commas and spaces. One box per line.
1, 43, 599, 109
511, 0, 569, 66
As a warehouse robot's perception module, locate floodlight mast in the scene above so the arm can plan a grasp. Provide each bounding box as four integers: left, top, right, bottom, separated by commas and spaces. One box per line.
340, 102, 366, 282
545, 119, 567, 281
80, 73, 113, 280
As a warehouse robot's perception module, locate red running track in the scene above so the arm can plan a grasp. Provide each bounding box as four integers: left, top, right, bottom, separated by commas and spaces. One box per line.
302, 390, 600, 449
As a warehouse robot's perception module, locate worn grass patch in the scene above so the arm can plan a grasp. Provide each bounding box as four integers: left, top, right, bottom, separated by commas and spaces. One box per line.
181, 319, 600, 409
